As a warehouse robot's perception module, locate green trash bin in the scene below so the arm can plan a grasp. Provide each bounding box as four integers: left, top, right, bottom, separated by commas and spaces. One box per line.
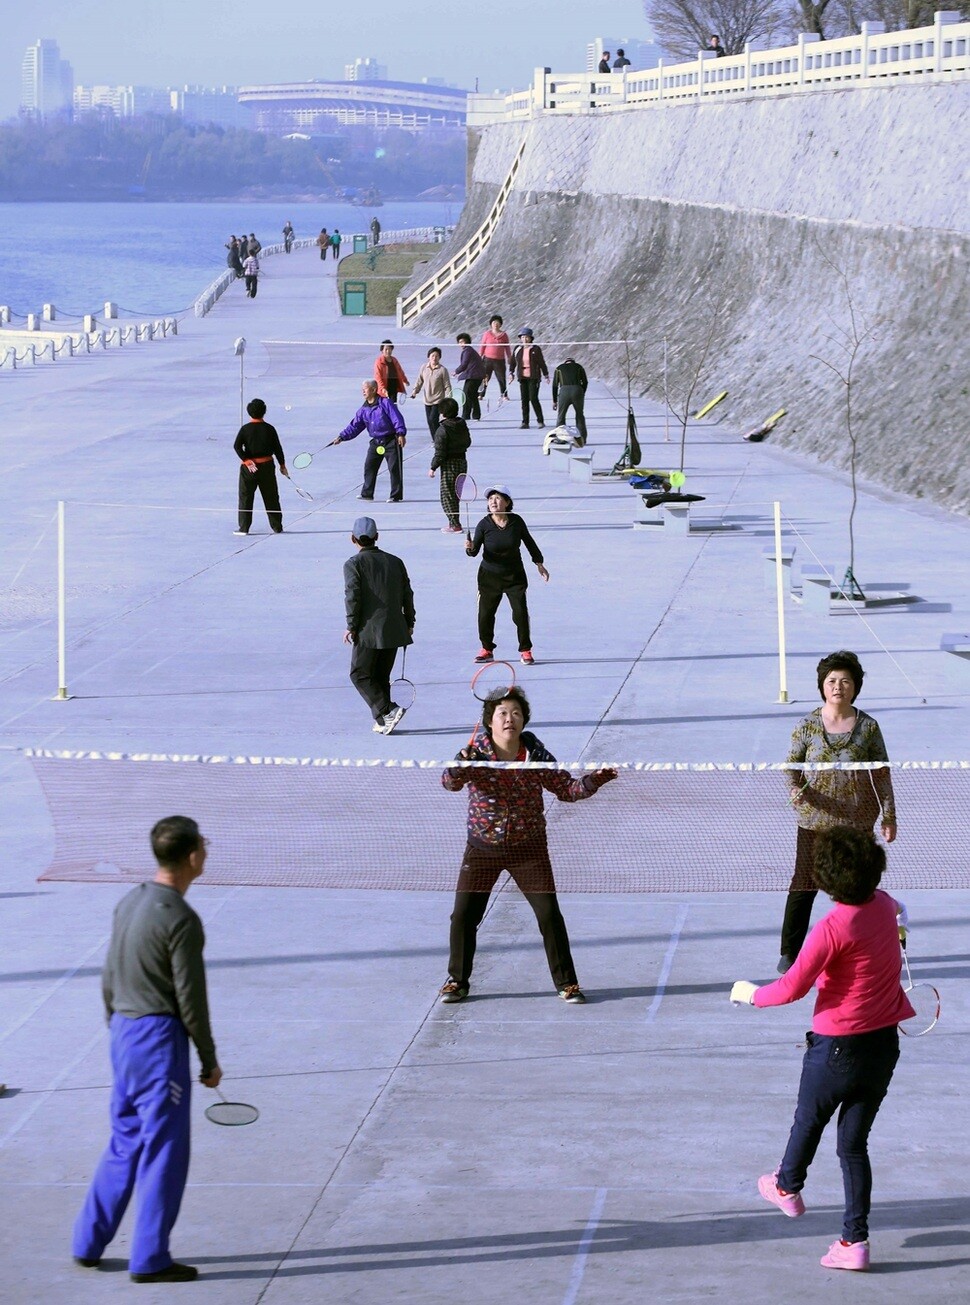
353, 234, 368, 253
343, 281, 366, 315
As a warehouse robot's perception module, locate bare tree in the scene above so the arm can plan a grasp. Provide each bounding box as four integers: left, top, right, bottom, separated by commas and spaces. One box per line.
645, 0, 787, 59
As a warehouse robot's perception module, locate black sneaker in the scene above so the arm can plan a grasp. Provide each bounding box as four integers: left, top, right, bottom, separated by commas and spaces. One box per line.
777, 955, 795, 974
74, 1257, 100, 1269
439, 980, 469, 1003
130, 1262, 198, 1284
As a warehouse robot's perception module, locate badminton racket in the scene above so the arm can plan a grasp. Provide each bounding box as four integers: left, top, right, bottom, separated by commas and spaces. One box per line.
463, 660, 516, 754
389, 646, 416, 715
456, 472, 477, 542
205, 1088, 259, 1126
899, 943, 940, 1037
282, 468, 313, 501
292, 437, 342, 469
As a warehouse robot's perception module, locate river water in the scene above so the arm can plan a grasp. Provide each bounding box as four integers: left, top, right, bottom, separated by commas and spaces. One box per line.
0, 199, 462, 318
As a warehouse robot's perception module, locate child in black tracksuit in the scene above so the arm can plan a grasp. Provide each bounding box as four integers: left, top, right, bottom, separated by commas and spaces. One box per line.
429, 398, 472, 532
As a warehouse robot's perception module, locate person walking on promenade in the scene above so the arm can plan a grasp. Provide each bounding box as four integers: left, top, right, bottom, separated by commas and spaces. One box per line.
552, 355, 589, 445
242, 248, 260, 298
598, 51, 612, 73
479, 315, 512, 402
330, 380, 407, 503
510, 328, 548, 429
239, 234, 250, 260
779, 650, 896, 972
330, 228, 342, 260
411, 346, 453, 436
248, 232, 261, 256
429, 397, 471, 533
467, 484, 548, 664
454, 332, 486, 421
438, 686, 616, 1004
344, 516, 415, 734
731, 827, 914, 1273
283, 220, 294, 252
370, 215, 381, 245
226, 236, 243, 278
72, 816, 221, 1284
375, 339, 409, 406
234, 398, 289, 534
316, 228, 329, 260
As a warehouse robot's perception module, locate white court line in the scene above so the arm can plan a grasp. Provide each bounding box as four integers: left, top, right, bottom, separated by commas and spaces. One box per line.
0, 1026, 105, 1150
561, 1186, 608, 1305
645, 903, 690, 1024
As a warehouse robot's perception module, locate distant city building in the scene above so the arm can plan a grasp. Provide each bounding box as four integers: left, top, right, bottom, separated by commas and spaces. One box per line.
74, 85, 170, 117
168, 86, 243, 127
72, 83, 242, 126
586, 37, 662, 72
345, 57, 388, 82
21, 38, 73, 118
239, 80, 467, 133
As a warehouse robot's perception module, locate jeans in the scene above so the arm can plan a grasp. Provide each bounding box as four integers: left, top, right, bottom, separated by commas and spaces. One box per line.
777, 1025, 899, 1242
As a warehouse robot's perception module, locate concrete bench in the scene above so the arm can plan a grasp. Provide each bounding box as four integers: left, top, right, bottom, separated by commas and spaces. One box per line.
549, 443, 571, 473
801, 574, 834, 615
763, 546, 796, 594
941, 633, 970, 657
633, 499, 691, 534
568, 452, 594, 482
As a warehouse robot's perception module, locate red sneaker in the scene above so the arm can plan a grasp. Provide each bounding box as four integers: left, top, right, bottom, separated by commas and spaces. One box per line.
520, 651, 535, 665
474, 649, 494, 663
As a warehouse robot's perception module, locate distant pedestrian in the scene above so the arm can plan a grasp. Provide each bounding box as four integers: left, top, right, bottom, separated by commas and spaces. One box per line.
316, 228, 329, 259
598, 52, 611, 73
283, 220, 294, 252
552, 355, 589, 445
71, 815, 220, 1284
330, 228, 342, 260
479, 315, 512, 402
411, 346, 453, 436
226, 237, 242, 278
374, 339, 409, 406
370, 215, 382, 246
329, 380, 407, 503
429, 397, 472, 533
613, 48, 631, 69
454, 332, 486, 421
510, 329, 548, 429
239, 234, 250, 259
343, 516, 415, 734
242, 250, 260, 298
248, 232, 261, 256
233, 398, 288, 534
709, 34, 727, 56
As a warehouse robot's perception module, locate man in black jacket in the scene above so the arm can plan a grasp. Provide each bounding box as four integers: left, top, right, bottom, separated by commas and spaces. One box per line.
598, 52, 611, 73
552, 356, 589, 446
344, 517, 415, 734
233, 398, 289, 534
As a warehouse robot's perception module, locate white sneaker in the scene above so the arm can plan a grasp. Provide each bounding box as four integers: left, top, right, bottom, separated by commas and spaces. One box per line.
382, 704, 406, 734
372, 717, 385, 732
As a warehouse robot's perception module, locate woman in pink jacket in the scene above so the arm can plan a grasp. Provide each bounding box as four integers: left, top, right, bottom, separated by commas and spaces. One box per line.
731, 827, 914, 1273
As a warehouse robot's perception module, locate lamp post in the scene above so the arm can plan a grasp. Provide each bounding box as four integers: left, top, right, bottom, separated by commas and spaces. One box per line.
234, 337, 246, 426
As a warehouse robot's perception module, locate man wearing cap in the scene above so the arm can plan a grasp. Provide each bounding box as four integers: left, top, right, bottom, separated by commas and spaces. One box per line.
551, 356, 589, 446
510, 330, 549, 430
343, 517, 416, 733
330, 380, 407, 503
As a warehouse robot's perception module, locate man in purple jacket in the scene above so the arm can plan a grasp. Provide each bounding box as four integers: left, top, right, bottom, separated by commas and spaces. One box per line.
330, 380, 408, 502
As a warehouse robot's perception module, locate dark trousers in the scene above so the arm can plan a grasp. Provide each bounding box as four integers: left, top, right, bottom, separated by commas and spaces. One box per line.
245, 275, 258, 298
362, 439, 403, 500
780, 827, 819, 960
386, 382, 401, 405
448, 842, 578, 989
423, 403, 442, 437
518, 378, 544, 426
238, 462, 282, 532
349, 644, 398, 720
330, 243, 340, 259
461, 378, 482, 421
319, 246, 327, 259
439, 458, 465, 528
777, 1026, 899, 1243
73, 1015, 191, 1276
478, 568, 531, 652
556, 385, 588, 443
482, 358, 507, 397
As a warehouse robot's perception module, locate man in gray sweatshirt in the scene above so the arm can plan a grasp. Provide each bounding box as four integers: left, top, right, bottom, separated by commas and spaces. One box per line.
72, 815, 221, 1284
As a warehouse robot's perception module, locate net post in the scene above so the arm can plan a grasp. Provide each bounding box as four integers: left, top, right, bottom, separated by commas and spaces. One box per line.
773, 500, 789, 703
52, 500, 73, 701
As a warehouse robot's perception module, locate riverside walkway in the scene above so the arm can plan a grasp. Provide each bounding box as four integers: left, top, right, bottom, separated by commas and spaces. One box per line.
0, 245, 967, 1302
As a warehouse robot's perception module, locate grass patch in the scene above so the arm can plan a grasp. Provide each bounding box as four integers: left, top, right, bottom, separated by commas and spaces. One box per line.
337, 243, 436, 315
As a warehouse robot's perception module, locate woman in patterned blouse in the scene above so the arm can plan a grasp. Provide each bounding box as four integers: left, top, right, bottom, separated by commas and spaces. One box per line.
779, 651, 896, 972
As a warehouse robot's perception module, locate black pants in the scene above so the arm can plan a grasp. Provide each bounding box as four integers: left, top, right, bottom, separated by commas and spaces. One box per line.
349, 645, 398, 721
482, 358, 507, 397
556, 385, 588, 443
780, 827, 819, 960
245, 275, 258, 298
386, 383, 401, 405
448, 842, 578, 989
361, 439, 403, 501
423, 403, 442, 437
461, 378, 482, 421
319, 247, 327, 259
331, 244, 340, 259
478, 568, 531, 652
238, 463, 282, 532
518, 378, 544, 426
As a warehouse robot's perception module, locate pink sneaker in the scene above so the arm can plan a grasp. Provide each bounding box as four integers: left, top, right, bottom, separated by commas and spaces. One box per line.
821, 1239, 870, 1271
758, 1172, 805, 1218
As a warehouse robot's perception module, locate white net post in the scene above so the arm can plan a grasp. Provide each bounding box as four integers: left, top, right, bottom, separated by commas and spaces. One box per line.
773, 500, 789, 704
52, 500, 72, 701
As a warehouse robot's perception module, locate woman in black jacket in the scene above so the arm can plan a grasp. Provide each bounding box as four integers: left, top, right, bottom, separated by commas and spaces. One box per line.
466, 484, 548, 664
428, 398, 471, 534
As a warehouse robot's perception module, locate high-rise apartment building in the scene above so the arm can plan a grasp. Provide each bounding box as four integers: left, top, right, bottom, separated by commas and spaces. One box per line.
345, 57, 388, 82
21, 38, 74, 118
586, 36, 663, 72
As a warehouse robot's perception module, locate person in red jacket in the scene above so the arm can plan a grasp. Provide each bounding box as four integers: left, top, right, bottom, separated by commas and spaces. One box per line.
731, 827, 915, 1273
374, 340, 409, 406
478, 314, 512, 402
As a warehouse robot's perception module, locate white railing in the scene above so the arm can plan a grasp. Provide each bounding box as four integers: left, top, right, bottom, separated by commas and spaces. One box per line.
485, 13, 969, 119
396, 143, 527, 327
0, 316, 178, 371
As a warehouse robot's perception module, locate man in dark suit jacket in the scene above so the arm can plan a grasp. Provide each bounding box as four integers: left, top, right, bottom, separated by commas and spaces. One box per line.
343, 517, 415, 734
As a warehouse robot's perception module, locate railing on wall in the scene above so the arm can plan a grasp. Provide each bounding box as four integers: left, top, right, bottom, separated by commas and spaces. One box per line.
475, 12, 969, 121
396, 141, 527, 327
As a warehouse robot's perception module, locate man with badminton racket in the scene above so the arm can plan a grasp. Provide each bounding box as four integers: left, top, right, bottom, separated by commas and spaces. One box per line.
439, 686, 616, 1004
234, 397, 289, 534
330, 379, 407, 503
344, 515, 415, 734
730, 826, 914, 1274
72, 817, 220, 1284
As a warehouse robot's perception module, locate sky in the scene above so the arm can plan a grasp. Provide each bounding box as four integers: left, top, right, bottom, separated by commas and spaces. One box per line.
5, 0, 648, 122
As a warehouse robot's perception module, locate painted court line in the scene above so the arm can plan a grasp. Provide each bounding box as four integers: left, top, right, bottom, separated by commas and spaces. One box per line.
561, 1186, 608, 1305
645, 903, 689, 1023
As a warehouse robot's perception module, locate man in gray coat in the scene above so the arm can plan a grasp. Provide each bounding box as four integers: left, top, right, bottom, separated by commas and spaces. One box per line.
343, 516, 415, 734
